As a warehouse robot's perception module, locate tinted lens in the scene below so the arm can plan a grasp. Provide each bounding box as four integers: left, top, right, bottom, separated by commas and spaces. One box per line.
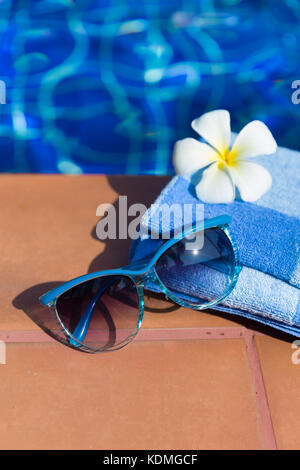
56, 275, 140, 351
155, 227, 236, 306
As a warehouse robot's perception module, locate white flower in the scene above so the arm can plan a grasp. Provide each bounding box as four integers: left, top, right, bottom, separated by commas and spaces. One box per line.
173, 109, 277, 203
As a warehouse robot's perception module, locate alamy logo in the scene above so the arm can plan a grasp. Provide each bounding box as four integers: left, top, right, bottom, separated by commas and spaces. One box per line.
0, 80, 6, 104
96, 196, 205, 250
291, 80, 300, 105
291, 340, 300, 364
0, 340, 6, 365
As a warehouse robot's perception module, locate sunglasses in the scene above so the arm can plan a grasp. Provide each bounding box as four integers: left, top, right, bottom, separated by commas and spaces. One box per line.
40, 215, 241, 353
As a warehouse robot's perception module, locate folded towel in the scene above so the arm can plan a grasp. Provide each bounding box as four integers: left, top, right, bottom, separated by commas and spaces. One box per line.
130, 145, 300, 336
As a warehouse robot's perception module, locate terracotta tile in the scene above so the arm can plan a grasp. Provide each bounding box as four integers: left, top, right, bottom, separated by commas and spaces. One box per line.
255, 335, 300, 449
0, 174, 240, 333
0, 340, 263, 450
0, 175, 169, 331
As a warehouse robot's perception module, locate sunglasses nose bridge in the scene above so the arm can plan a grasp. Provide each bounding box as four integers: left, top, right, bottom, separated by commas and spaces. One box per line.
133, 265, 157, 287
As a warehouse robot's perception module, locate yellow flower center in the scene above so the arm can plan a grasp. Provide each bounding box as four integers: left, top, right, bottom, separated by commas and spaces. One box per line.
218, 147, 237, 167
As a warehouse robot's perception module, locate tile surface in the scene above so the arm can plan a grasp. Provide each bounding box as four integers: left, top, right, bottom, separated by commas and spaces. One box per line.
0, 340, 263, 450
0, 174, 237, 333
255, 335, 300, 450
0, 174, 297, 450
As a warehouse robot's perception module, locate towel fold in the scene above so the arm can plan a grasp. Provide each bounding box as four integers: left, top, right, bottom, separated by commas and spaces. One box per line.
130, 144, 300, 336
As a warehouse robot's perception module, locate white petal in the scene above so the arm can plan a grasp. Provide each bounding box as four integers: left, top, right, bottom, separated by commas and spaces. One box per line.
195, 162, 235, 204
173, 137, 218, 175
191, 109, 231, 153
231, 120, 277, 160
228, 160, 272, 202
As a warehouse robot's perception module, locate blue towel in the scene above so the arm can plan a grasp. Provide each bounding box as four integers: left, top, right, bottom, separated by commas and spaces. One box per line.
130, 145, 300, 336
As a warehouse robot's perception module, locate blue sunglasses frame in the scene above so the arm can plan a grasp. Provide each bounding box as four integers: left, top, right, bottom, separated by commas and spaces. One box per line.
40, 214, 241, 352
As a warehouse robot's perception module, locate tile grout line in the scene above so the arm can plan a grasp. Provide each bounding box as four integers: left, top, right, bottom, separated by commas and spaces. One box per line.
0, 326, 263, 343
138, 326, 245, 341
244, 331, 277, 450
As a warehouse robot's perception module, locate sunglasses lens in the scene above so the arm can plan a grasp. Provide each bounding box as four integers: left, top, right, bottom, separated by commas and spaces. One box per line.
155, 227, 236, 306
55, 275, 140, 351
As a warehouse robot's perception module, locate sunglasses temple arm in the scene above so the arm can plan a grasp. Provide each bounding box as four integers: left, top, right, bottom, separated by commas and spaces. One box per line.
68, 278, 115, 347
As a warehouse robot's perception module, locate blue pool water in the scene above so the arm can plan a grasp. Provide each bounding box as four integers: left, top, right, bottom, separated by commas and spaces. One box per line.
0, 0, 299, 174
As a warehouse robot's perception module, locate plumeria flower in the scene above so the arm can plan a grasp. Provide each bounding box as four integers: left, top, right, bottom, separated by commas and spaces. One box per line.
173, 109, 277, 203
